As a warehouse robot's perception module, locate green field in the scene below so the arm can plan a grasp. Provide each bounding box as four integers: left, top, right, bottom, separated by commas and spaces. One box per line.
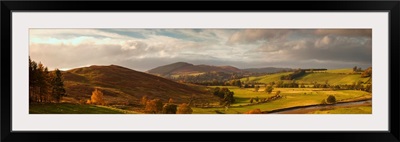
241, 68, 370, 85
241, 72, 292, 84
296, 73, 369, 85
192, 86, 372, 114
325, 68, 355, 74
29, 103, 134, 114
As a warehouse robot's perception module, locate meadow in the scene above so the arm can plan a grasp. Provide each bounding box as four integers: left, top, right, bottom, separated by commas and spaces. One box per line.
191, 86, 372, 114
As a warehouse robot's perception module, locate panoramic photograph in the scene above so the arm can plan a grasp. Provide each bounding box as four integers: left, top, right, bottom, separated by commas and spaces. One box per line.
29, 29, 372, 114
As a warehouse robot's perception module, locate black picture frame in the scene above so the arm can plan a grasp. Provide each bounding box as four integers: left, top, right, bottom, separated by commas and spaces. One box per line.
1, 1, 399, 142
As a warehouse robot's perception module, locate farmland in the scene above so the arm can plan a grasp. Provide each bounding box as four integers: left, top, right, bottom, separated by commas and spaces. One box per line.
191, 86, 372, 114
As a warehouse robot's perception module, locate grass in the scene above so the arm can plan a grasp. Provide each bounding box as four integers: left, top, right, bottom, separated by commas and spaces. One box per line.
296, 73, 370, 85
240, 72, 293, 84
29, 103, 134, 114
240, 68, 371, 85
193, 86, 372, 114
325, 68, 355, 73
310, 105, 372, 114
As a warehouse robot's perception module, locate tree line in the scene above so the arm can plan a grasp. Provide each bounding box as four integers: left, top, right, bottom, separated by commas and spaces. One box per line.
29, 57, 66, 103
140, 96, 193, 114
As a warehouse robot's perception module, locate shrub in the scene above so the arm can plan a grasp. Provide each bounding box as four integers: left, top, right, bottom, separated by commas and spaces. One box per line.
321, 99, 327, 105
275, 90, 281, 96
326, 95, 336, 104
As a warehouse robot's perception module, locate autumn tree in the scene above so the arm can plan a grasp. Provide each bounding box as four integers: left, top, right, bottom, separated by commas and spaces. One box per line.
176, 103, 193, 114
145, 99, 163, 114
162, 103, 177, 114
361, 67, 372, 78
244, 109, 262, 114
51, 69, 66, 103
90, 88, 105, 105
141, 95, 148, 106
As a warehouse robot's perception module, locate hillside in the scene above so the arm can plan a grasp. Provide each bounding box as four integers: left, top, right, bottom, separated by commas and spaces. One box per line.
241, 69, 371, 85
242, 67, 293, 73
62, 65, 218, 105
147, 62, 242, 76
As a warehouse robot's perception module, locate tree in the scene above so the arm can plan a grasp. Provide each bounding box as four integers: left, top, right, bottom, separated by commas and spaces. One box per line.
90, 88, 105, 105
244, 109, 262, 114
162, 103, 177, 114
254, 85, 260, 92
235, 80, 242, 88
365, 84, 372, 93
326, 95, 336, 104
145, 99, 163, 114
168, 98, 174, 103
51, 69, 66, 103
275, 90, 281, 96
353, 66, 358, 72
36, 62, 48, 102
321, 99, 327, 105
176, 103, 193, 114
29, 58, 66, 103
361, 67, 372, 78
265, 86, 273, 94
141, 95, 148, 106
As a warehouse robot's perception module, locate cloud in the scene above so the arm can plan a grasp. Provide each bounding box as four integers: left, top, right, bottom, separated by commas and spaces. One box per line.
314, 29, 372, 37
29, 29, 372, 71
227, 29, 291, 45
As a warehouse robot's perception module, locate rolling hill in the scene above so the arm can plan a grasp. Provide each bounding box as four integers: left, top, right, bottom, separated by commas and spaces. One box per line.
62, 65, 218, 105
241, 67, 293, 73
147, 62, 242, 76
240, 68, 371, 85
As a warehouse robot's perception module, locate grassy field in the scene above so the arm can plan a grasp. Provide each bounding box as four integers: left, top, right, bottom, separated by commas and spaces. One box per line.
241, 68, 370, 85
29, 103, 135, 114
192, 86, 372, 114
325, 68, 355, 74
240, 72, 292, 84
296, 73, 370, 85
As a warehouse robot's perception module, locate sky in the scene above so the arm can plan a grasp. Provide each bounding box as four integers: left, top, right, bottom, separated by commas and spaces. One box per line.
29, 29, 372, 71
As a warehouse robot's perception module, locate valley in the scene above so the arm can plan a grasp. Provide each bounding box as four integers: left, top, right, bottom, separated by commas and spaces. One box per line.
29, 61, 372, 114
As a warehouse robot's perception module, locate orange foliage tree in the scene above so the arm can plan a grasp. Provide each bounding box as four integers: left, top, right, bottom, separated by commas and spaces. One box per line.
144, 99, 163, 114
89, 88, 105, 105
176, 103, 193, 114
141, 95, 148, 106
244, 109, 262, 114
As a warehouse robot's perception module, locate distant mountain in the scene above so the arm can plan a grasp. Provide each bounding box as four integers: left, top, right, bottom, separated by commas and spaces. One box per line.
147, 62, 242, 76
241, 67, 294, 73
62, 65, 217, 104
